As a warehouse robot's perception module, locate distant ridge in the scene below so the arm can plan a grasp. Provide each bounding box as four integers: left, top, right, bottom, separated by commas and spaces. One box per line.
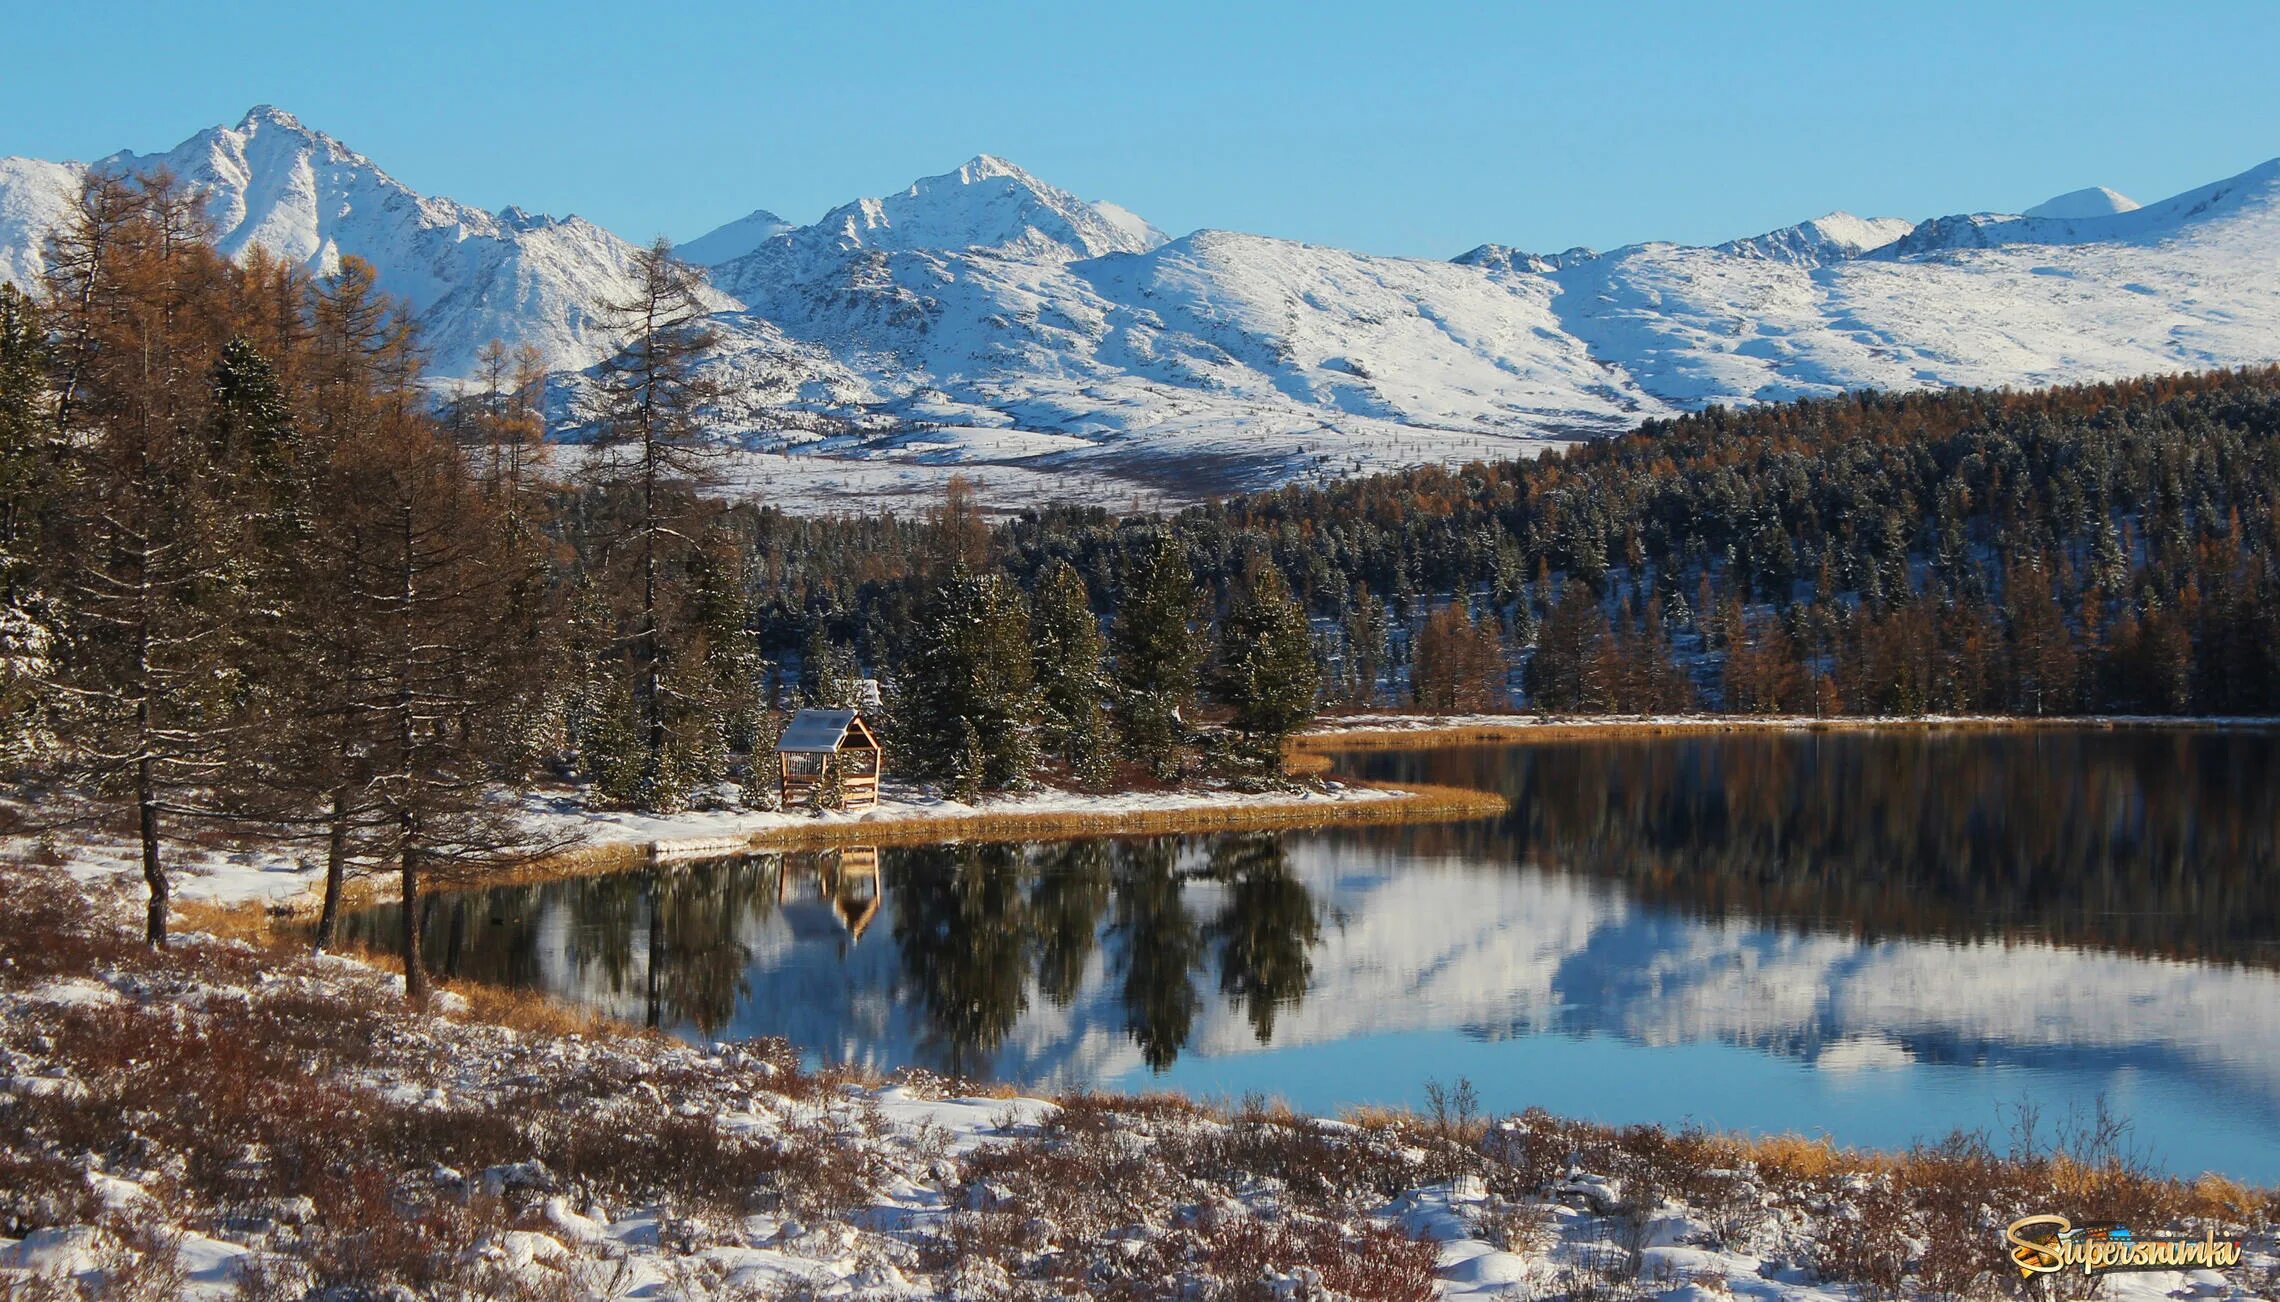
4, 109, 2278, 507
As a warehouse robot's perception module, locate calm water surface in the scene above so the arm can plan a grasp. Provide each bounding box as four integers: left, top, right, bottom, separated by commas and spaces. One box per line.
349, 728, 2280, 1181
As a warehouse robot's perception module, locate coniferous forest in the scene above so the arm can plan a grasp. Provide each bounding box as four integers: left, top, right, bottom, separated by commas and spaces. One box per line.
8, 170, 2280, 963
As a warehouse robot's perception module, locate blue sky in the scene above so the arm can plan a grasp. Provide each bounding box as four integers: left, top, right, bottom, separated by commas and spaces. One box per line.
4, 1, 2277, 258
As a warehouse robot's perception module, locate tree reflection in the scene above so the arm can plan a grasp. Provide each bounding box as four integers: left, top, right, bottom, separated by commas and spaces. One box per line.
889, 844, 1033, 1078
1202, 834, 1322, 1043
644, 856, 778, 1037
365, 832, 1331, 1074
1028, 840, 1111, 1007
1110, 837, 1204, 1071
1345, 728, 2280, 967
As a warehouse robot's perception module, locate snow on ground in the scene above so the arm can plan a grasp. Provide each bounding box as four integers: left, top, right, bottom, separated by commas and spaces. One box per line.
7, 776, 1412, 912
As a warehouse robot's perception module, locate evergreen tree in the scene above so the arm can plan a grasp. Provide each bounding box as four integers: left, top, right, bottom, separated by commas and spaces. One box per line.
1336, 581, 1389, 707
801, 625, 866, 709
579, 238, 721, 810
894, 565, 1037, 795
1524, 582, 1607, 714
1030, 559, 1110, 784
0, 283, 59, 767
1212, 562, 1319, 767
1110, 535, 1204, 780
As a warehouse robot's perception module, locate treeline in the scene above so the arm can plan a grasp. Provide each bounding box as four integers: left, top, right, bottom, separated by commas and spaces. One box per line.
739, 367, 2280, 722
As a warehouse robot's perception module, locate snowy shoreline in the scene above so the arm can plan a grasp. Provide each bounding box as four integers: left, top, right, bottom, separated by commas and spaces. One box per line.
22, 774, 1497, 914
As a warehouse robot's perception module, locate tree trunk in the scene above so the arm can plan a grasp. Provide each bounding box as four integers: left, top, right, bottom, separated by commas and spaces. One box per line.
137, 754, 166, 947
641, 429, 663, 781
400, 838, 428, 1004
313, 783, 351, 953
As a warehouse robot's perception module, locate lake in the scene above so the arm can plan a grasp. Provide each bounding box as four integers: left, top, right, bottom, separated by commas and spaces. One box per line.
347, 727, 2280, 1182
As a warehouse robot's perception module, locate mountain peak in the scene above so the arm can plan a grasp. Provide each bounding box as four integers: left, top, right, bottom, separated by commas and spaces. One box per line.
236, 104, 308, 133
1718, 211, 1916, 265
955, 154, 1028, 183
2023, 186, 2141, 220
679, 206, 795, 267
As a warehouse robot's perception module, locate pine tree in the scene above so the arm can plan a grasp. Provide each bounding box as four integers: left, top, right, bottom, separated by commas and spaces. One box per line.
1030, 559, 1110, 784
580, 238, 721, 810
1213, 562, 1319, 768
1111, 536, 1204, 780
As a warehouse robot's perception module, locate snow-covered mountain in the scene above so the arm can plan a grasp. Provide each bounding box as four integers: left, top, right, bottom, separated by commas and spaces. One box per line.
0, 107, 733, 378
2023, 185, 2140, 219
678, 207, 794, 267
5, 107, 2280, 508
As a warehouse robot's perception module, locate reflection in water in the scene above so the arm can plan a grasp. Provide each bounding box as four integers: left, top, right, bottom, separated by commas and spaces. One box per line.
346, 730, 2280, 1180
1345, 727, 2280, 967
348, 834, 1324, 1079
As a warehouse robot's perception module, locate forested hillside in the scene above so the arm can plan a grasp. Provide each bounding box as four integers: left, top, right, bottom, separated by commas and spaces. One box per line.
746, 367, 2280, 721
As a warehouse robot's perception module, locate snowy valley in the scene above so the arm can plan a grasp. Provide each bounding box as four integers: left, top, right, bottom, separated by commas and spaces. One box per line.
4, 107, 2279, 508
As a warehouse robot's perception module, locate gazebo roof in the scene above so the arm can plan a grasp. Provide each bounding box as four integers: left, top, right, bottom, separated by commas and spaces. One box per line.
776, 708, 873, 754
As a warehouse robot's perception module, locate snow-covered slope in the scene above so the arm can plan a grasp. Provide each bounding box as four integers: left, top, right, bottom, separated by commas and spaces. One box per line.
4, 107, 734, 379
2024, 185, 2140, 219
0, 156, 80, 293
4, 107, 2279, 508
678, 206, 793, 266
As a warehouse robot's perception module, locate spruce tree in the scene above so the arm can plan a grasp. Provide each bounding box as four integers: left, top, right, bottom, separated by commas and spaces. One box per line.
1110, 536, 1204, 780
1524, 582, 1607, 714
1030, 559, 1110, 784
801, 625, 866, 709
894, 565, 1037, 794
1212, 562, 1319, 769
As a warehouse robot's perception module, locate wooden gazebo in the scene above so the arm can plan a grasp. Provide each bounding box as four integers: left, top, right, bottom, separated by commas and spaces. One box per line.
775, 709, 882, 810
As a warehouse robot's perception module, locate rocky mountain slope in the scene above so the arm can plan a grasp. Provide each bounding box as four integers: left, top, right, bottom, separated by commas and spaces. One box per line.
5, 108, 2278, 507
